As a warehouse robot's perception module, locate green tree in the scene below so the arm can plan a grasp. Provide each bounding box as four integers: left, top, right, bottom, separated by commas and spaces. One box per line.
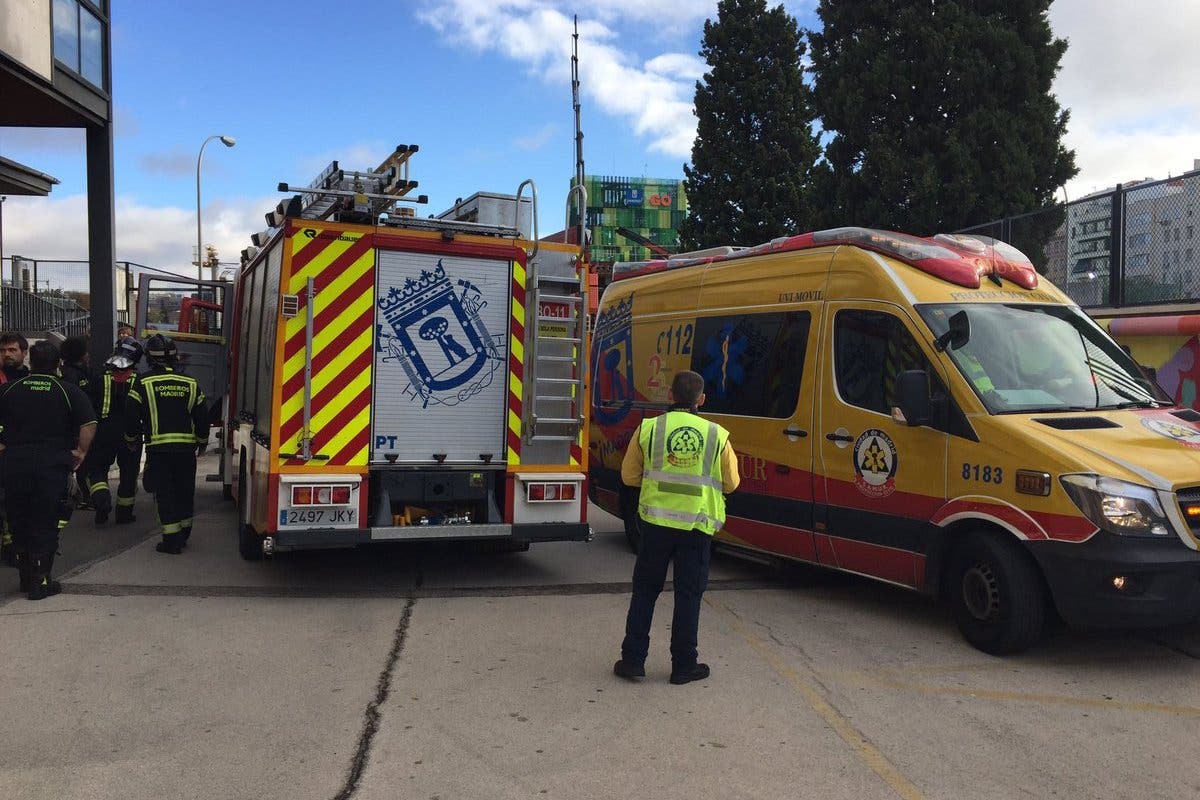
809, 0, 1077, 240
679, 0, 821, 250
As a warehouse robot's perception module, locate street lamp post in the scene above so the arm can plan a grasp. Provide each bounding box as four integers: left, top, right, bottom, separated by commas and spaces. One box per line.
0, 195, 6, 284
196, 134, 236, 281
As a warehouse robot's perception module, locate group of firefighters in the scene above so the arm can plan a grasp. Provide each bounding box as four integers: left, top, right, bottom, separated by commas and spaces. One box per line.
0, 328, 210, 601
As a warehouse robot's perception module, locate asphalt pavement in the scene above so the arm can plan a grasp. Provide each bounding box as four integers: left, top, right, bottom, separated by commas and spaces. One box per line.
2, 451, 1199, 800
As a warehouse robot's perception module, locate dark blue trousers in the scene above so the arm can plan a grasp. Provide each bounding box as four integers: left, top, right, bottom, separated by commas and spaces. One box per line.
621, 521, 713, 670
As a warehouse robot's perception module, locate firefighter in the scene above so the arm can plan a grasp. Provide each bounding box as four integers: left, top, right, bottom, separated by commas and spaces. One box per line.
58, 335, 94, 518
612, 370, 740, 685
0, 331, 30, 567
0, 340, 96, 600
58, 335, 93, 390
86, 337, 144, 525
125, 335, 208, 554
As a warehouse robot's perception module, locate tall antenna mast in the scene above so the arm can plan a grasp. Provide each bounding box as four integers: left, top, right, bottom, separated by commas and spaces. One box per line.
571, 15, 586, 246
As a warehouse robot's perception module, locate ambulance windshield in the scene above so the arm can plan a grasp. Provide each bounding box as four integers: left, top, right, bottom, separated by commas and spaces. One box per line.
917, 304, 1169, 414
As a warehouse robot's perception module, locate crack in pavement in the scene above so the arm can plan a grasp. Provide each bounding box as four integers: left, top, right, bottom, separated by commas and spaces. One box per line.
330, 561, 427, 799
332, 589, 418, 800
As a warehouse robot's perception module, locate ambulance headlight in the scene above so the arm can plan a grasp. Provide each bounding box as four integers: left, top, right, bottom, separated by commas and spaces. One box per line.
1060, 475, 1171, 537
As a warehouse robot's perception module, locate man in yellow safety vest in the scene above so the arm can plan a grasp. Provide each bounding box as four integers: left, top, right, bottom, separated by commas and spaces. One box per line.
613, 370, 740, 685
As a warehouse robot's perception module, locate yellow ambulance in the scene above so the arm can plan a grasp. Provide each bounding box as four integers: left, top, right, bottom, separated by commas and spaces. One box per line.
588, 227, 1200, 654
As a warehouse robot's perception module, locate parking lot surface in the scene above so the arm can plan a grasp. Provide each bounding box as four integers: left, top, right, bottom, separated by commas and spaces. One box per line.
2, 457, 1198, 800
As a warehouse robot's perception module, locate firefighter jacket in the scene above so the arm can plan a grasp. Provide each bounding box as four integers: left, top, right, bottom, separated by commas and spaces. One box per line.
632, 409, 733, 536
124, 366, 208, 452
0, 372, 95, 467
59, 362, 93, 393
92, 368, 139, 438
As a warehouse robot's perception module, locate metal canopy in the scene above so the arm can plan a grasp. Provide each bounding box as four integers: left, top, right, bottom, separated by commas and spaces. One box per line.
0, 155, 59, 196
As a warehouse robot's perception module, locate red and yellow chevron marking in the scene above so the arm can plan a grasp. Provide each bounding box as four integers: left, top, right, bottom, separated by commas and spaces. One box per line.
277, 224, 375, 469
507, 259, 525, 465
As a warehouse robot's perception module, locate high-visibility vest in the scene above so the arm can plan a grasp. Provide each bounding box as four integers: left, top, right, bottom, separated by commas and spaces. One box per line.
957, 351, 995, 393
637, 410, 729, 535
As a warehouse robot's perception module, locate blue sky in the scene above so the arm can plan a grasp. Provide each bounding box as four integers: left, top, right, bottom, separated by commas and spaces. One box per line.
2, 0, 1198, 273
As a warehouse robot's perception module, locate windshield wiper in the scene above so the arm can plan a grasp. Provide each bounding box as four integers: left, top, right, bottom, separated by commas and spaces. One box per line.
1096, 400, 1165, 410
998, 405, 1093, 415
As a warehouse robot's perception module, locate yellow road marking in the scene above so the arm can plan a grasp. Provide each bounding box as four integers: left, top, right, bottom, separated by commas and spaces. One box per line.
710, 599, 925, 800
836, 671, 1200, 718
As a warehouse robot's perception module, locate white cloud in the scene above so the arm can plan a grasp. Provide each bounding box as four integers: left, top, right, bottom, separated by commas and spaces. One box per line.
417, 1, 702, 157
3, 193, 276, 277
139, 150, 195, 177
515, 123, 558, 151
1051, 0, 1200, 194
293, 140, 392, 180
645, 53, 706, 81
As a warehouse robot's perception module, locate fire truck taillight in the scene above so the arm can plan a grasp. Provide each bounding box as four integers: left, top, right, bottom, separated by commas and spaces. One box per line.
526, 482, 579, 503
291, 484, 354, 506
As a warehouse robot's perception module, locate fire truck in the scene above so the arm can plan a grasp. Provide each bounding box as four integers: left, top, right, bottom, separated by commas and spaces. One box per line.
152, 147, 592, 559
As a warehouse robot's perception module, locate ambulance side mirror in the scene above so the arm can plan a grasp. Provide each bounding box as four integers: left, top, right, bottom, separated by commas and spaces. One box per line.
934, 309, 970, 352
892, 370, 931, 427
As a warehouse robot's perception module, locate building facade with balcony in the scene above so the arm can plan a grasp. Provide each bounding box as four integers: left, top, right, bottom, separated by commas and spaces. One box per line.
0, 0, 115, 352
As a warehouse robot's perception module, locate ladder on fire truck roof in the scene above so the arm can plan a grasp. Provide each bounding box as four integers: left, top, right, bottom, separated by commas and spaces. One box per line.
290, 145, 422, 221
525, 182, 589, 444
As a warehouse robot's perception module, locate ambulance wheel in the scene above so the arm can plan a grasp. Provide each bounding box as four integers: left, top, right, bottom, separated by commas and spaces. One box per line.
619, 486, 642, 554
950, 533, 1045, 655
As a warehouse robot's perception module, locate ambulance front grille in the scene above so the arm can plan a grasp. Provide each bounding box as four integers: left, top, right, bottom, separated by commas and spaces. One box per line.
1173, 487, 1200, 541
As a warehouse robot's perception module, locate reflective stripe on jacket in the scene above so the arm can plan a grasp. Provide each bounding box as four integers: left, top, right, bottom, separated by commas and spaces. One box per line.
97, 370, 137, 422
637, 410, 729, 535
125, 367, 208, 449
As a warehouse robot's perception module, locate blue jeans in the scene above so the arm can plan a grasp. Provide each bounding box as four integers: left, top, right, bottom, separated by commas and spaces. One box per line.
621, 521, 713, 669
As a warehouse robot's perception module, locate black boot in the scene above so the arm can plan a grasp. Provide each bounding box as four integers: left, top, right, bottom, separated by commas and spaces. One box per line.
114, 505, 136, 524
0, 538, 16, 568
27, 553, 62, 601
180, 525, 192, 547
93, 493, 112, 525
14, 551, 32, 593
155, 536, 183, 555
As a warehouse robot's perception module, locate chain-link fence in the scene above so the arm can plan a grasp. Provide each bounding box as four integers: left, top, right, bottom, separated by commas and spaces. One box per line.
959, 169, 1200, 309
0, 257, 196, 336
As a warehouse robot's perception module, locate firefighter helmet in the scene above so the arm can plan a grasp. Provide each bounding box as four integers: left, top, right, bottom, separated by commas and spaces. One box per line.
145, 334, 178, 366
105, 336, 144, 370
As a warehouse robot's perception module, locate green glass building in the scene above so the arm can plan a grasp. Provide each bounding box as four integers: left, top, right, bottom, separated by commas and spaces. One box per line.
571, 175, 687, 273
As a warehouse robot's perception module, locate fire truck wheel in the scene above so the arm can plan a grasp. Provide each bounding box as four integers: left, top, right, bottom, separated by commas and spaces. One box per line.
238, 524, 264, 561
950, 532, 1045, 655
619, 486, 642, 554
236, 455, 263, 561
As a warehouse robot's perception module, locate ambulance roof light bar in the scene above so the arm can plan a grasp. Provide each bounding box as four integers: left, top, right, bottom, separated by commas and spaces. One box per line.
611, 226, 1038, 290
